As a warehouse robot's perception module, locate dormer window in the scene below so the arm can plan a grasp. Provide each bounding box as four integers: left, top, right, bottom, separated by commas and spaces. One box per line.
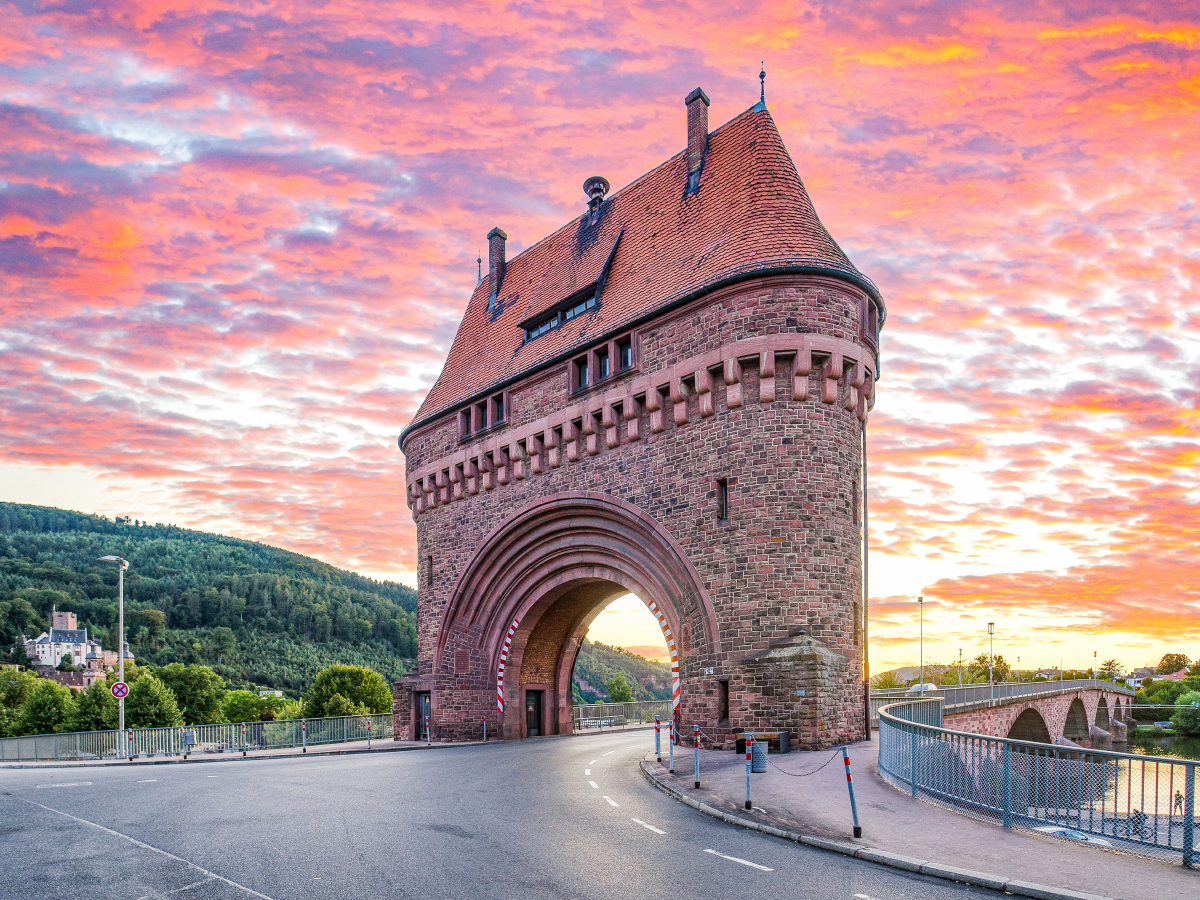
521, 286, 598, 343
562, 293, 596, 322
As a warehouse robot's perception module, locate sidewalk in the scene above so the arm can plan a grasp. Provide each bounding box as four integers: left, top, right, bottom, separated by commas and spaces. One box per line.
643, 738, 1197, 900
0, 737, 468, 769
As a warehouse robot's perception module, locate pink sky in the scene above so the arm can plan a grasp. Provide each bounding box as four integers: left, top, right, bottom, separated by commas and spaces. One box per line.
1, 2, 1197, 673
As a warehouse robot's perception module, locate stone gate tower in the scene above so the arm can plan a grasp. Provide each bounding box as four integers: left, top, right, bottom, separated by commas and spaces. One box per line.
395, 88, 884, 750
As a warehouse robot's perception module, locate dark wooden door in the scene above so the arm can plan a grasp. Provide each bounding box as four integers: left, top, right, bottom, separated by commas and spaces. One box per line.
525, 691, 542, 736
417, 692, 431, 739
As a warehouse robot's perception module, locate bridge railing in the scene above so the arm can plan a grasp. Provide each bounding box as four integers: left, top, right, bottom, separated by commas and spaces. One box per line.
572, 700, 672, 731
878, 699, 1197, 867
0, 713, 394, 763
870, 679, 1134, 727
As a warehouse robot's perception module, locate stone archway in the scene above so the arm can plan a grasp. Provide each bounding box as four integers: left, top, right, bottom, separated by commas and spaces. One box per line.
434, 493, 719, 740
1095, 696, 1110, 730
1007, 707, 1052, 743
1064, 698, 1090, 742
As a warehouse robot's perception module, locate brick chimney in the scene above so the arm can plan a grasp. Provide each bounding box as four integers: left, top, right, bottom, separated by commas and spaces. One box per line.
487, 227, 507, 308
685, 87, 709, 193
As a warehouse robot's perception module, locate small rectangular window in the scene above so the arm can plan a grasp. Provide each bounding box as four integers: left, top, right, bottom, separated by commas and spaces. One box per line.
573, 356, 589, 391
617, 337, 633, 371
475, 401, 488, 431
491, 394, 505, 423
458, 410, 471, 440
596, 348, 610, 380
716, 478, 728, 521
718, 680, 729, 721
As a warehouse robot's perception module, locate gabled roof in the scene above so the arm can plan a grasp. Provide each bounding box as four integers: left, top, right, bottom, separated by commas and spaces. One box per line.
49, 628, 87, 644
403, 105, 880, 441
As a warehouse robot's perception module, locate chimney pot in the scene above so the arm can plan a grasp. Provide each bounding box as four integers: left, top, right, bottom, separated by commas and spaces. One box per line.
487, 227, 507, 307
583, 175, 610, 222
685, 87, 710, 192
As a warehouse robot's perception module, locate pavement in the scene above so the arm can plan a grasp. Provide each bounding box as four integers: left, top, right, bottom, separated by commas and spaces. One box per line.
642, 736, 1199, 900
2, 728, 1010, 900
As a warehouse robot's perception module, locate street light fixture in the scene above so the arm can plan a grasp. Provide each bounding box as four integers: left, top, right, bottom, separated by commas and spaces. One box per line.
98, 555, 128, 758
918, 596, 924, 690
987, 622, 995, 701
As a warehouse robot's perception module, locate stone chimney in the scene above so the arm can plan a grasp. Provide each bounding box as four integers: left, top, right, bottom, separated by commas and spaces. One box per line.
685, 87, 710, 193
487, 227, 507, 308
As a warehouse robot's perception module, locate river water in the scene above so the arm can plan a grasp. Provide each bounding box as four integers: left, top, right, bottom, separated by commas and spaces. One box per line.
1128, 730, 1200, 762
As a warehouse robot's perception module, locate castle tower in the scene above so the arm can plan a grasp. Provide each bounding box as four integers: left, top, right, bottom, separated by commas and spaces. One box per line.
396, 88, 884, 749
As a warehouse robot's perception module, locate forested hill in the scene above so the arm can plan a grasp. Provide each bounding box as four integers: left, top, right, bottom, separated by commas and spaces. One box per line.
0, 503, 416, 693
573, 640, 672, 703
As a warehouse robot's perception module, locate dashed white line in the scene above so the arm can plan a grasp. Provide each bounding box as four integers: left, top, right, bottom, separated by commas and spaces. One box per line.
588, 759, 597, 765
589, 781, 599, 789
703, 849, 773, 872
35, 782, 92, 788
136, 779, 158, 783
631, 818, 665, 834
16, 797, 277, 898
601, 750, 615, 756
602, 796, 619, 807
584, 769, 591, 775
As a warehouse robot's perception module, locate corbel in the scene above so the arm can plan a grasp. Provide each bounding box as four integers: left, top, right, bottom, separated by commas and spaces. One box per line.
510, 442, 525, 480
466, 457, 480, 495
759, 351, 776, 403
822, 352, 843, 404
423, 474, 437, 509
793, 349, 812, 401
565, 420, 580, 462
546, 429, 562, 469
528, 433, 544, 475
603, 403, 620, 449
449, 464, 464, 501
723, 357, 743, 409
670, 377, 688, 426
435, 468, 449, 504
480, 454, 495, 491
623, 394, 642, 442
585, 412, 601, 456
696, 367, 714, 417
646, 384, 666, 433
495, 446, 510, 485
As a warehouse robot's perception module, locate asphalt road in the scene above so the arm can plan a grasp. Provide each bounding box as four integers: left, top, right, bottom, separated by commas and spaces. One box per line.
1, 730, 1004, 900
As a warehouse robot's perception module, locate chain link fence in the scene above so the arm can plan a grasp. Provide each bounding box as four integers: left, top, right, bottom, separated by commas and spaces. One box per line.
878, 698, 1196, 867
0, 713, 393, 762
572, 700, 672, 731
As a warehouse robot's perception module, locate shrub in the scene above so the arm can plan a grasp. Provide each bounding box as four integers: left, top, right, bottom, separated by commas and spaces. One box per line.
124, 675, 183, 728
69, 680, 117, 732
220, 690, 264, 724
14, 679, 75, 735
1171, 691, 1200, 735
305, 665, 391, 718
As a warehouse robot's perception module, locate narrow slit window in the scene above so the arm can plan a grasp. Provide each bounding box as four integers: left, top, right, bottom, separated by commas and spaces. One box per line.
718, 680, 729, 721
617, 337, 633, 371
716, 478, 728, 522
491, 393, 505, 424
596, 348, 610, 380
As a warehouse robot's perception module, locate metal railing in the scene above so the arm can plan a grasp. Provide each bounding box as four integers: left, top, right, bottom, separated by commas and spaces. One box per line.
878, 699, 1197, 867
0, 713, 393, 763
870, 679, 1134, 727
572, 700, 672, 731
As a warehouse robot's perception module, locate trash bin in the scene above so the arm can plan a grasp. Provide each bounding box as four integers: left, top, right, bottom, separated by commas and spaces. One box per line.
751, 739, 768, 773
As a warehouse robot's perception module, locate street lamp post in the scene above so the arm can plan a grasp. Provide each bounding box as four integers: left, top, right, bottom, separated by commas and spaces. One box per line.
99, 556, 128, 757
1016, 656, 1020, 685
958, 648, 963, 686
987, 622, 995, 701
1093, 650, 1097, 681
918, 596, 924, 690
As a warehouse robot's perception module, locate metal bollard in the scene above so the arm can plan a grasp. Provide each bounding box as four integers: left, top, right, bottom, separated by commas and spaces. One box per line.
841, 745, 862, 838
302, 718, 307, 753
425, 715, 431, 745
242, 722, 247, 758
483, 721, 487, 742
128, 729, 134, 761
668, 720, 674, 773
745, 735, 752, 810
367, 718, 372, 750
693, 725, 700, 789
655, 716, 661, 762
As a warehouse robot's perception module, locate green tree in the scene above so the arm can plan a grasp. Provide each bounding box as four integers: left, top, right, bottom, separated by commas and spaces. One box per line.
305, 665, 391, 718
871, 671, 905, 689
68, 680, 117, 732
0, 667, 38, 711
124, 675, 183, 728
1171, 691, 1200, 735
220, 690, 263, 723
14, 680, 75, 735
153, 663, 225, 725
323, 692, 369, 717
211, 626, 237, 664
606, 672, 634, 703
1156, 654, 1191, 676
968, 653, 1010, 682
1100, 659, 1122, 680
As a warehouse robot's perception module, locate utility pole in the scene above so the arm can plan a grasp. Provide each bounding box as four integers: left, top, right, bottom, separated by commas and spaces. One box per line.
98, 555, 128, 757
987, 622, 995, 701
918, 596, 924, 689
958, 648, 963, 686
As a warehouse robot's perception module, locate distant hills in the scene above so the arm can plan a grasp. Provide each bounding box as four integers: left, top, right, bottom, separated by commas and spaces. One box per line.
1, 502, 672, 703
0, 502, 416, 694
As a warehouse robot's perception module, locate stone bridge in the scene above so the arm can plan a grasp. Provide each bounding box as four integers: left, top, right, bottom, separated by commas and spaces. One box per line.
941, 684, 1133, 749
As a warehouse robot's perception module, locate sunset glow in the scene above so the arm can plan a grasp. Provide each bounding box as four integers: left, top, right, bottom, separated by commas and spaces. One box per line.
2, 2, 1197, 674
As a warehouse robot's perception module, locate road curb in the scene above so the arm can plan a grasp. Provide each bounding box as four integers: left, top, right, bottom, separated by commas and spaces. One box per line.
0, 740, 481, 770
639, 760, 1115, 900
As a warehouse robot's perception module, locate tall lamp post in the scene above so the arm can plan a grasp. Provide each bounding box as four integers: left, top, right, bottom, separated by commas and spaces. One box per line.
987, 622, 995, 701
98, 556, 128, 757
1016, 656, 1020, 685
918, 596, 924, 689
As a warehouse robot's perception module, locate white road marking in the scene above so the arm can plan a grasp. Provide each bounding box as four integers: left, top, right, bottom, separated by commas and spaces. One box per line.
589, 781, 599, 789
602, 750, 615, 756
15, 797, 278, 899
207, 776, 218, 778
631, 818, 665, 834
137, 779, 158, 783
602, 796, 619, 807
584, 768, 591, 775
703, 849, 773, 872
588, 759, 597, 765
35, 782, 92, 788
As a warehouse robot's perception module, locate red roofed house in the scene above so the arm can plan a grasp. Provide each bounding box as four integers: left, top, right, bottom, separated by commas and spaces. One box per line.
396, 86, 884, 750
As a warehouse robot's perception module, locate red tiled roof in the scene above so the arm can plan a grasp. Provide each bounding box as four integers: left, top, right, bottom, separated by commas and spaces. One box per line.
406, 105, 878, 435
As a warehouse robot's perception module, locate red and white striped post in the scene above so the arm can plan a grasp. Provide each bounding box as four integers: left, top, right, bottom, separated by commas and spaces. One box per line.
841, 745, 862, 837
301, 718, 306, 753
668, 719, 675, 773
654, 716, 661, 762
425, 715, 431, 745
367, 717, 372, 750
241, 722, 247, 757
745, 734, 753, 810
127, 728, 134, 761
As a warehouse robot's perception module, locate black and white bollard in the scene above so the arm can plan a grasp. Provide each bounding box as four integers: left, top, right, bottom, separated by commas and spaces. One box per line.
668, 720, 675, 773
655, 716, 661, 762
242, 722, 247, 758
841, 745, 862, 838
693, 725, 700, 789
745, 735, 753, 810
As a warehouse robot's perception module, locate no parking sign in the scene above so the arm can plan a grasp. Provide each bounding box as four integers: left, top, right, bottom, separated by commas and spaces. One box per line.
111, 681, 129, 699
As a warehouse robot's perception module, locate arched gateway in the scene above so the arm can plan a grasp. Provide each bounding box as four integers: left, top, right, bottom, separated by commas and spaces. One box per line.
395, 86, 884, 750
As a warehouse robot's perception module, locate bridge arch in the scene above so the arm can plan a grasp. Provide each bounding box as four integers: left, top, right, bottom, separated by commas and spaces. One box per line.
436, 493, 719, 739
1064, 698, 1090, 742
1007, 707, 1052, 743
1095, 696, 1110, 730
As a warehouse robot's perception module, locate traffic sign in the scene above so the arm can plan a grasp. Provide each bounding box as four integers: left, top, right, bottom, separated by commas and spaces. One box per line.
111, 681, 129, 699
